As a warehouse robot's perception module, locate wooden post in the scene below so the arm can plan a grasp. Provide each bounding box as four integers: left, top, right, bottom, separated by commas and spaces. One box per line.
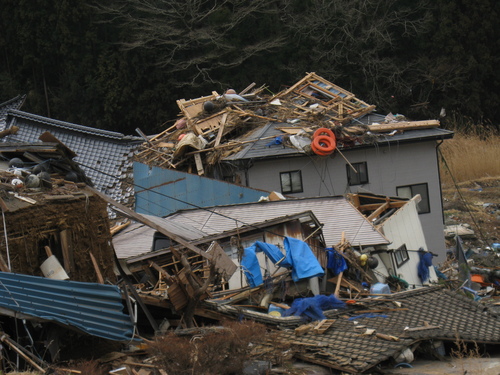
60, 230, 73, 273
334, 232, 346, 297
89, 251, 104, 284
44, 246, 53, 257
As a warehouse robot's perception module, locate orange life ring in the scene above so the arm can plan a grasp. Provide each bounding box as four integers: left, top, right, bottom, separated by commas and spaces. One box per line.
313, 127, 335, 139
312, 134, 336, 155
311, 143, 330, 156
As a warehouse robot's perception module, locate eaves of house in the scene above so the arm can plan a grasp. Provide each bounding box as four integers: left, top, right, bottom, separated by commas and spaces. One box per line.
0, 95, 26, 130
224, 120, 454, 162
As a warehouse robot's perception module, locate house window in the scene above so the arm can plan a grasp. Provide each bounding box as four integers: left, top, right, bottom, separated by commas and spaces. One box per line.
347, 162, 369, 186
394, 244, 409, 267
396, 183, 430, 214
280, 170, 303, 194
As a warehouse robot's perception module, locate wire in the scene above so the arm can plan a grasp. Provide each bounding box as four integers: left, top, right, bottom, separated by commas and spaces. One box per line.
438, 148, 490, 246
77, 161, 327, 252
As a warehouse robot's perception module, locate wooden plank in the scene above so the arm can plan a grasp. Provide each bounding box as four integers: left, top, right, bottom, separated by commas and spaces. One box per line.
214, 113, 228, 147
60, 229, 73, 273
87, 187, 213, 260
89, 251, 104, 284
367, 120, 440, 133
194, 153, 204, 176
367, 201, 390, 222
44, 246, 53, 257
295, 323, 314, 336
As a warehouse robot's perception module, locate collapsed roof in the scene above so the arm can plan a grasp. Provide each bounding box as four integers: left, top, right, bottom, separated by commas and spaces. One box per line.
134, 72, 453, 175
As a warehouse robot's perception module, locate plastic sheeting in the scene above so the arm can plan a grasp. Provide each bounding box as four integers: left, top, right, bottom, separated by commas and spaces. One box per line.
241, 237, 324, 287
284, 237, 324, 282
283, 294, 345, 321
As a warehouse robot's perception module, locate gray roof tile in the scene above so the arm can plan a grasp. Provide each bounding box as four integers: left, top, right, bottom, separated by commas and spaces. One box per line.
2, 109, 142, 204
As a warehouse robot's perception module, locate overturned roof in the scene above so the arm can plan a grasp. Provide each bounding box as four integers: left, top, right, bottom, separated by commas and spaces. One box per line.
2, 109, 142, 203
0, 272, 134, 341
113, 214, 207, 259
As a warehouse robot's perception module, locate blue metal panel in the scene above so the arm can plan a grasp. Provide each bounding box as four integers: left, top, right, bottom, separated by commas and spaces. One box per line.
134, 162, 268, 217
0, 272, 134, 342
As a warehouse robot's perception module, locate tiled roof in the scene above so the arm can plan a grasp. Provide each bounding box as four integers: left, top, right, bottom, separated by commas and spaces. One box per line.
0, 95, 26, 131
272, 287, 500, 373
225, 121, 454, 161
2, 110, 142, 205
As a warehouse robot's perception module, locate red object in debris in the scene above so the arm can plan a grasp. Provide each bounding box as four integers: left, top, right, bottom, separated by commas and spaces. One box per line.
471, 274, 486, 285
313, 127, 335, 139
312, 127, 337, 156
346, 300, 357, 305
178, 133, 186, 141
312, 135, 336, 155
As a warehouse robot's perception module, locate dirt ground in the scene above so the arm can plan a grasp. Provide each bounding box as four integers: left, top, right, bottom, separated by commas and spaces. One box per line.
383, 355, 500, 375
441, 176, 500, 257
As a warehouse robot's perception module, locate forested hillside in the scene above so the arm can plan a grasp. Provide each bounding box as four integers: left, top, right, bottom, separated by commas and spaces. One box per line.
1, 0, 498, 135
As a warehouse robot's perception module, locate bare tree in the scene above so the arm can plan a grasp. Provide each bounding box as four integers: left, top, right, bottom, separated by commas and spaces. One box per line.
279, 0, 434, 111
98, 0, 286, 86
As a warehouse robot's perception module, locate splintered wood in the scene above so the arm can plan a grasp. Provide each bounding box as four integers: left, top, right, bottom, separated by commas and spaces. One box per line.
134, 73, 440, 177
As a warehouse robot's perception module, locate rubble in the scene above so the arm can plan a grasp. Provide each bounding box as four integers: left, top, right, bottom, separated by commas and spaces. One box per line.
0, 76, 498, 374
133, 72, 441, 178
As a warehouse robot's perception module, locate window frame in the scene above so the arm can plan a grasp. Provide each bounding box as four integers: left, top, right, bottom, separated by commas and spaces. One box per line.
347, 161, 369, 186
394, 244, 410, 268
280, 170, 303, 194
396, 183, 430, 214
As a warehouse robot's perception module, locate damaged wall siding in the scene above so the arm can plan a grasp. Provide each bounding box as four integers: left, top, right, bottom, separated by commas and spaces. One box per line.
0, 195, 116, 283
378, 198, 438, 286
243, 141, 446, 259
133, 162, 267, 217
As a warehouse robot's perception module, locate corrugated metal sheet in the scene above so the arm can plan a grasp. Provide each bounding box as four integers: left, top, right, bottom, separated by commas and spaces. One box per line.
162, 196, 389, 248
0, 272, 134, 342
134, 162, 268, 217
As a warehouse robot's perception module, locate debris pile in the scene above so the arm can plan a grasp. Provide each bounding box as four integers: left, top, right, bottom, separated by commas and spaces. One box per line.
134, 72, 440, 176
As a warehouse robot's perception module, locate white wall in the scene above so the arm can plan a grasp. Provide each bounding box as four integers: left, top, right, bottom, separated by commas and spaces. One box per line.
241, 141, 446, 259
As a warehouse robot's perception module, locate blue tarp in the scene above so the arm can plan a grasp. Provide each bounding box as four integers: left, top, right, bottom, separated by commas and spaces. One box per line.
326, 247, 348, 275
241, 241, 290, 287
284, 237, 324, 282
284, 294, 345, 321
241, 238, 324, 287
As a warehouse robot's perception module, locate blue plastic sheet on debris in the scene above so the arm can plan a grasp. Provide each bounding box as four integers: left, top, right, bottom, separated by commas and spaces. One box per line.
283, 294, 346, 321
283, 237, 324, 282
241, 241, 290, 287
241, 237, 324, 287
326, 247, 348, 275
